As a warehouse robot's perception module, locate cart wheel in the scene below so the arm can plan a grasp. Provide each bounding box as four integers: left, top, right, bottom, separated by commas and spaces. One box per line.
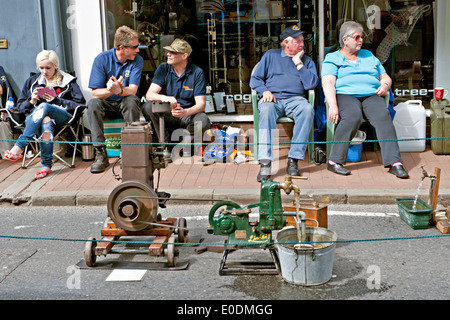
84, 237, 97, 267
177, 218, 188, 243
166, 236, 177, 267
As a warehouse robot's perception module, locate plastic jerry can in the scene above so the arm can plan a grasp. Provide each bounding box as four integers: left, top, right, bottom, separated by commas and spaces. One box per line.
430, 98, 450, 154
393, 100, 426, 152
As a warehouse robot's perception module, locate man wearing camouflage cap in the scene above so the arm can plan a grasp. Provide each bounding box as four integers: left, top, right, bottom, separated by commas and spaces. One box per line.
142, 38, 210, 156
250, 25, 319, 181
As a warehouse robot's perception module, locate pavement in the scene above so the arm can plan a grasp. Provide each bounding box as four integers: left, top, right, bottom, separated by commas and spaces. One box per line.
1, 143, 450, 207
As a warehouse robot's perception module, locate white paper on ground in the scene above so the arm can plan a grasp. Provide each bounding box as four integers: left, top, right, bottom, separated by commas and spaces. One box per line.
105, 269, 147, 282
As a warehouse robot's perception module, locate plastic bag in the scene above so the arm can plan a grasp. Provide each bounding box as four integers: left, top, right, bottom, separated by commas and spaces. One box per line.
203, 129, 236, 163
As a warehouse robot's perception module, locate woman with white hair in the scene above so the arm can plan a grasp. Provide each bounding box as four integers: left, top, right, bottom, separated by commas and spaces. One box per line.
3, 50, 85, 179
322, 21, 408, 179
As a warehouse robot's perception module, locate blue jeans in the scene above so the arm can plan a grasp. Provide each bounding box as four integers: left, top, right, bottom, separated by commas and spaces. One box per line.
258, 96, 314, 161
16, 103, 72, 169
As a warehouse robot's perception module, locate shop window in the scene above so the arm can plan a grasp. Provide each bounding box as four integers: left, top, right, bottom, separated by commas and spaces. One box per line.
325, 0, 434, 108
104, 0, 315, 116
103, 1, 434, 115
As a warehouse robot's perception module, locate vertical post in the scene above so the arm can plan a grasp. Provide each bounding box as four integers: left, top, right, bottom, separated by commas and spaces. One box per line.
429, 167, 441, 225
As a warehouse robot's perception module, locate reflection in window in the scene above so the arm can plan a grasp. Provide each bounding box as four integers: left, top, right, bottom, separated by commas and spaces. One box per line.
103, 0, 435, 114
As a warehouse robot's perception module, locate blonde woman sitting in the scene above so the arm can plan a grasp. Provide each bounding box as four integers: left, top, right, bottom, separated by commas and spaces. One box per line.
3, 50, 85, 179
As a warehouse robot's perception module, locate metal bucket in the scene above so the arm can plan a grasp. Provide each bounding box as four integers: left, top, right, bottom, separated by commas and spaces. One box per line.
275, 226, 337, 286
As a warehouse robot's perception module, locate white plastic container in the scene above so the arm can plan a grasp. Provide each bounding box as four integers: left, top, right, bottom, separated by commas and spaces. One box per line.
393, 100, 426, 152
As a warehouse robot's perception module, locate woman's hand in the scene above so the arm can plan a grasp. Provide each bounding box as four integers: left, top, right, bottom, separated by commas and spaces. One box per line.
30, 89, 39, 105
43, 93, 56, 103
328, 105, 340, 124
376, 84, 389, 97
377, 73, 391, 97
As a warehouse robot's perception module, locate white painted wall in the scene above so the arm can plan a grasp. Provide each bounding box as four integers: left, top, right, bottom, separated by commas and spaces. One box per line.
68, 0, 105, 101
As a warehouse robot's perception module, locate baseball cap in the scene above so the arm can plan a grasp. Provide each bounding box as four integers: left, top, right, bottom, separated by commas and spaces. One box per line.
281, 25, 307, 40
163, 39, 193, 55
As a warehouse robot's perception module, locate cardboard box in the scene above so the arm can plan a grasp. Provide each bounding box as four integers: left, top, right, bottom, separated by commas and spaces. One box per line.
255, 0, 269, 19
269, 1, 283, 19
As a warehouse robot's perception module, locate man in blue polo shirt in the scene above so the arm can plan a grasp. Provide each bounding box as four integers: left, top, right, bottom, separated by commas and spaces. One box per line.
250, 25, 319, 182
86, 25, 143, 173
142, 38, 210, 157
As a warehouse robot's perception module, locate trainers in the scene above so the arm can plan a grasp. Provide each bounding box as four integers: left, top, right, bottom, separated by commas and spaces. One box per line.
257, 161, 271, 182
90, 146, 110, 173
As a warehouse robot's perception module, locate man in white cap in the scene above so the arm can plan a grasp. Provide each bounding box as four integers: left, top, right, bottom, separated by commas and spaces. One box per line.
250, 25, 319, 181
142, 38, 210, 155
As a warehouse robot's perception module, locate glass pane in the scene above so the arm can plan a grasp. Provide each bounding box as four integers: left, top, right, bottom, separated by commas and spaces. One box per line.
104, 0, 316, 115
325, 0, 434, 109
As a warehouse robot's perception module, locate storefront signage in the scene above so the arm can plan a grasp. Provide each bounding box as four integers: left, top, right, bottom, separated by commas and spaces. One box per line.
225, 94, 252, 104
393, 88, 434, 97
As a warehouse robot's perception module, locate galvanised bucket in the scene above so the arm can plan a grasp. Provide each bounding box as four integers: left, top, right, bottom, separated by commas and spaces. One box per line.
275, 226, 337, 286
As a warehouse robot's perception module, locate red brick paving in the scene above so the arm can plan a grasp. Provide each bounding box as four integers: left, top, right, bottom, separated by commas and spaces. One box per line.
1, 145, 449, 194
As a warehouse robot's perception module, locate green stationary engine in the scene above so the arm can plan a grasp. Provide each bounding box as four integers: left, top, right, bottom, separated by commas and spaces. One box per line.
207, 176, 305, 247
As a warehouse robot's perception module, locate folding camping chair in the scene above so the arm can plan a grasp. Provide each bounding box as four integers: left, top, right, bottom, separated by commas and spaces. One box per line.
22, 105, 86, 168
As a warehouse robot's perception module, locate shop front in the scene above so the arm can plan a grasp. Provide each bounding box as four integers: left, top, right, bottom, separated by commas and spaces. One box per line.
95, 0, 438, 119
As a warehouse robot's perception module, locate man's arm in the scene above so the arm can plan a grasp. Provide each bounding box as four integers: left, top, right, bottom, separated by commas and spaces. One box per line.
298, 57, 319, 90
249, 57, 270, 97
92, 76, 138, 99
171, 95, 205, 118
145, 82, 179, 108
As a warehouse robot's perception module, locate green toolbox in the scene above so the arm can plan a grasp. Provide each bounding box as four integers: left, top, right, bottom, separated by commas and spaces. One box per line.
430, 99, 450, 154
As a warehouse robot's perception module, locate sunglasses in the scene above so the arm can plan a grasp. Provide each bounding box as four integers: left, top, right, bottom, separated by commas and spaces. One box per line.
124, 45, 139, 49
347, 34, 365, 41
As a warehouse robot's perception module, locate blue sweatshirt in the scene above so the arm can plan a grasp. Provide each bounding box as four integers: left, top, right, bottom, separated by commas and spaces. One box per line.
250, 48, 318, 100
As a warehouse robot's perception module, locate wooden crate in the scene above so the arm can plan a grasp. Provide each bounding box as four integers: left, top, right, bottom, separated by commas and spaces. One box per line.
284, 202, 328, 228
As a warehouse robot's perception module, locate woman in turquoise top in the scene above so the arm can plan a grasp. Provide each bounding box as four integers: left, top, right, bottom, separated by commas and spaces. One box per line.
322, 21, 408, 179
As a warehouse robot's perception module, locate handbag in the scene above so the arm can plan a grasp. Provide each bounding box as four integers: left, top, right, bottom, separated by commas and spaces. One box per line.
313, 146, 327, 165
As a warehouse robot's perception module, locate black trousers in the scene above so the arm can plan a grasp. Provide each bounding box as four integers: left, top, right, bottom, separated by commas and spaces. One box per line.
329, 94, 402, 167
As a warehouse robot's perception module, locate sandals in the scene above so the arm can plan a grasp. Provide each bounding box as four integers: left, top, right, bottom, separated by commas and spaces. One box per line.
34, 170, 53, 180
3, 150, 23, 162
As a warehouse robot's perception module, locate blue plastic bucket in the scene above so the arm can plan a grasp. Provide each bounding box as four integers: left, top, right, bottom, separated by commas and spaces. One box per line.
347, 143, 363, 162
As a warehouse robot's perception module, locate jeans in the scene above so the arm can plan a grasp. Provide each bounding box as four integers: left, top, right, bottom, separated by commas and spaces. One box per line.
16, 103, 72, 169
258, 96, 314, 161
86, 95, 141, 147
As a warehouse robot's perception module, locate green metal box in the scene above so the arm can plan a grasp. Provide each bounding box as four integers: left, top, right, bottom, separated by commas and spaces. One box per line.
430, 99, 450, 155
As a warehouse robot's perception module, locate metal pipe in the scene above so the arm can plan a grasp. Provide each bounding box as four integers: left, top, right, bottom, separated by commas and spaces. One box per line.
136, 220, 190, 231
50, 0, 66, 70
318, 0, 325, 75
99, 0, 108, 50
37, 0, 46, 50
